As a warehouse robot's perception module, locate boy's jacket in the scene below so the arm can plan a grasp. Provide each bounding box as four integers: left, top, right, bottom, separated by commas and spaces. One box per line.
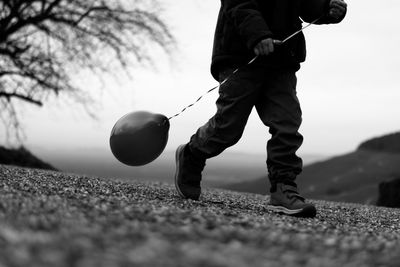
211, 0, 341, 80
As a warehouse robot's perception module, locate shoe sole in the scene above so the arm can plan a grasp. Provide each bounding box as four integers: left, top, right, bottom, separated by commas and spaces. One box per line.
267, 204, 317, 218
174, 145, 187, 199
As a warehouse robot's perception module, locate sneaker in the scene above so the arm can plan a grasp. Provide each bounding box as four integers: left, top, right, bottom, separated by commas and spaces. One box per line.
174, 144, 205, 200
267, 182, 317, 218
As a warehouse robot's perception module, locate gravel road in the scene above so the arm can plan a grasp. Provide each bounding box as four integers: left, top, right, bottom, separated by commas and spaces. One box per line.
1, 164, 400, 267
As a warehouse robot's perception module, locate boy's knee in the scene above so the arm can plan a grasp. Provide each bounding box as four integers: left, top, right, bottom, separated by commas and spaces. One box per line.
222, 131, 244, 147
269, 115, 302, 133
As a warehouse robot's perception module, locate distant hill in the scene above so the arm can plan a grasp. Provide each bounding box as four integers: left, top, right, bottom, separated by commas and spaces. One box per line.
358, 132, 400, 153
0, 146, 57, 171
220, 131, 400, 205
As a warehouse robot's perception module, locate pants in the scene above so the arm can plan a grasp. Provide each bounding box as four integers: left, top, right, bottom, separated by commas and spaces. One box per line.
188, 63, 303, 184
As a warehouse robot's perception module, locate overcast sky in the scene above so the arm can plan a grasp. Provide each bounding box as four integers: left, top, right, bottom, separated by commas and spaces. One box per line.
3, 0, 400, 159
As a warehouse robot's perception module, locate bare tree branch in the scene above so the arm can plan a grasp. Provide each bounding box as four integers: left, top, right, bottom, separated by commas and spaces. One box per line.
0, 92, 43, 106
0, 0, 175, 143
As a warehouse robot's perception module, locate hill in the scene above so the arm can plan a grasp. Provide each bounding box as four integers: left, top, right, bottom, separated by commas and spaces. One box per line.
221, 132, 400, 205
0, 146, 57, 171
358, 132, 400, 153
0, 164, 400, 266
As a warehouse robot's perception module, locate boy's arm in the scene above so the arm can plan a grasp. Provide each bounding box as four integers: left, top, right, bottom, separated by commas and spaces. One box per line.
300, 0, 347, 24
221, 0, 273, 50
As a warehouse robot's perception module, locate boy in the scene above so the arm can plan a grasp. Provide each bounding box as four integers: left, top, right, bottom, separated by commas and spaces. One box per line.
175, 0, 347, 218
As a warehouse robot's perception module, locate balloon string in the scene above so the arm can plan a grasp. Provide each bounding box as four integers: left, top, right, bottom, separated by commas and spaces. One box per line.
167, 56, 257, 121
167, 16, 322, 121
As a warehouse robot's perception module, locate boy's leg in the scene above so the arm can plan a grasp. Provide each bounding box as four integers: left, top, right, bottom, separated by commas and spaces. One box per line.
255, 69, 303, 184
175, 65, 262, 200
189, 65, 263, 159
255, 68, 316, 217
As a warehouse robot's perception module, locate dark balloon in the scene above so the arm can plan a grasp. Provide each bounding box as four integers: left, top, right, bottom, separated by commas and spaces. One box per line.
110, 111, 170, 166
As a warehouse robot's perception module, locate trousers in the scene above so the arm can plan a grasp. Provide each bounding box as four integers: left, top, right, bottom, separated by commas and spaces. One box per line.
188, 63, 303, 184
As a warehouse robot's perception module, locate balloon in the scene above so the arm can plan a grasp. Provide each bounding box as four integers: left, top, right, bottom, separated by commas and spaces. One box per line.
110, 111, 170, 166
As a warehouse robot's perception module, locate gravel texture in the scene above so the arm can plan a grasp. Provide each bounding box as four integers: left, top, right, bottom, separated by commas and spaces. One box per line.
1, 164, 400, 267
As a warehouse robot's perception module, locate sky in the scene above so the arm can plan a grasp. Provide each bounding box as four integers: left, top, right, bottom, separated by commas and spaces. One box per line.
2, 0, 400, 162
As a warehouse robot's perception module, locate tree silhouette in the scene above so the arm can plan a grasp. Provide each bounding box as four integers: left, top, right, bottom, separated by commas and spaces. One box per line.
0, 0, 174, 142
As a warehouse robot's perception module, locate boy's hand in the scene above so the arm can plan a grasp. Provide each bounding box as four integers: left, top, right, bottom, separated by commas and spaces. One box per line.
328, 0, 347, 22
253, 38, 281, 56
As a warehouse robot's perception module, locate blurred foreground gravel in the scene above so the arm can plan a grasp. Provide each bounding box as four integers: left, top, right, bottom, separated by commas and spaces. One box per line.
1, 164, 400, 267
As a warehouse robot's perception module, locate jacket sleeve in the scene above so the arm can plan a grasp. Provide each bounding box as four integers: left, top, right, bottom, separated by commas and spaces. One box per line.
300, 0, 346, 24
221, 0, 273, 50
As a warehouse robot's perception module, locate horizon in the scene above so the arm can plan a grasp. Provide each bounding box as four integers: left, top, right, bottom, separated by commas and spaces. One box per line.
28, 145, 330, 183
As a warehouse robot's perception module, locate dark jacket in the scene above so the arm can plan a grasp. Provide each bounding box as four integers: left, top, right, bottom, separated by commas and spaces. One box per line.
211, 0, 340, 80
